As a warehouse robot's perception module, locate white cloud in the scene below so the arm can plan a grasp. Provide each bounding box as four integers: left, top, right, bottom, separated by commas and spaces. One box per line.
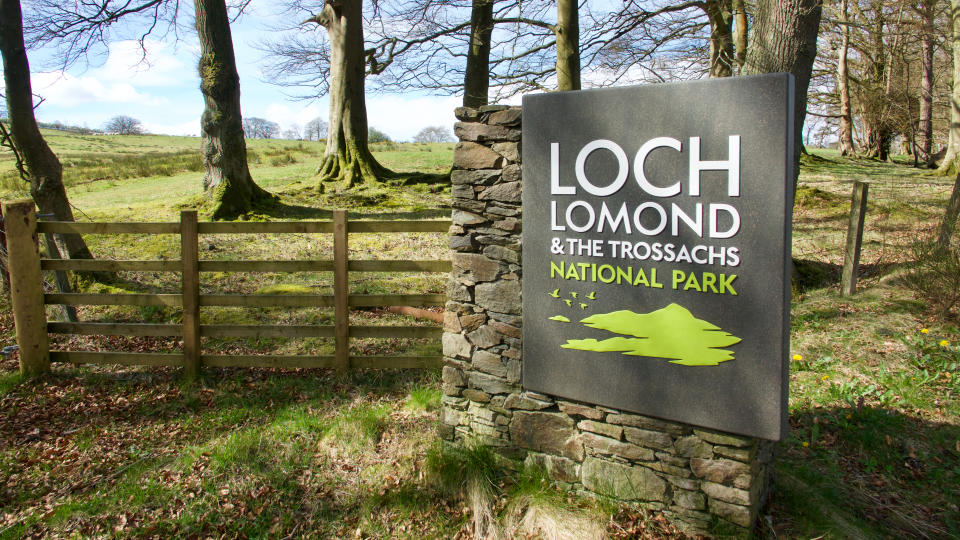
31, 72, 168, 108
142, 119, 201, 137
91, 39, 194, 87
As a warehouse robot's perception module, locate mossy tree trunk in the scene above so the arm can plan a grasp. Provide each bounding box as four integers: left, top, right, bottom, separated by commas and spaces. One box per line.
0, 0, 94, 262
463, 0, 494, 107
836, 0, 856, 156
917, 0, 935, 166
938, 173, 960, 248
744, 0, 822, 188
308, 0, 392, 188
194, 0, 272, 219
555, 0, 580, 91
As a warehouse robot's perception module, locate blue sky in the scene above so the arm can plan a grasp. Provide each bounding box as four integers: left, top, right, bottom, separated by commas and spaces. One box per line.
7, 1, 463, 142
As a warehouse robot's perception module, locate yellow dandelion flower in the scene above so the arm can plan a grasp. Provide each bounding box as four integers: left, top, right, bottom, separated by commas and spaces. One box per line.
802, 441, 809, 448
821, 375, 830, 381
845, 414, 852, 419
921, 328, 929, 334
940, 340, 950, 347
792, 354, 803, 361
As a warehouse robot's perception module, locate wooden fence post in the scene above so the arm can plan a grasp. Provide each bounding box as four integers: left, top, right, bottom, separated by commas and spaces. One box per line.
2, 200, 50, 376
181, 210, 201, 379
333, 210, 349, 374
841, 181, 869, 297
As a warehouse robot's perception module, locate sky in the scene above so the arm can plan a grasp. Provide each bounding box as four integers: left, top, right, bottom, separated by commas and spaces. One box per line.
4, 2, 466, 142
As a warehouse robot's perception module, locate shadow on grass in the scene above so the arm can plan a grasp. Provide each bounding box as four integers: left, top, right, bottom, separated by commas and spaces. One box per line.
770, 405, 960, 539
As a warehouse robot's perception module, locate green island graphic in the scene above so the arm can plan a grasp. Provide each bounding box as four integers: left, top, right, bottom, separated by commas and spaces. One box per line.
561, 303, 741, 366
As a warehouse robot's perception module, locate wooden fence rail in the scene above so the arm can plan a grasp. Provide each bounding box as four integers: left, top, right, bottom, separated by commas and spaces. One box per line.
2, 199, 450, 378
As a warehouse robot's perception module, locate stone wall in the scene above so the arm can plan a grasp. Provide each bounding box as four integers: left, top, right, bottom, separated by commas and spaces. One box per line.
442, 105, 776, 535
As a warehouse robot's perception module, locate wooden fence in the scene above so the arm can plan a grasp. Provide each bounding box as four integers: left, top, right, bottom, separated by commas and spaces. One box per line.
2, 199, 450, 378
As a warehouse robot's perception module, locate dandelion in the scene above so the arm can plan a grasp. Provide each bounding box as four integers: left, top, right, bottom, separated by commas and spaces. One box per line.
845, 414, 852, 419
792, 354, 803, 362
802, 441, 810, 448
921, 328, 929, 334
821, 375, 830, 381
940, 340, 950, 347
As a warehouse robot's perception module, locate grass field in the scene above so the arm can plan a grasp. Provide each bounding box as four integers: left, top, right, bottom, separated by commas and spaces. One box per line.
1, 134, 959, 538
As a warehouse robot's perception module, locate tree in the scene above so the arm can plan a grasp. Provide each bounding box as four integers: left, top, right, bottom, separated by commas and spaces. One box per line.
303, 117, 328, 141
464, 0, 494, 106
368, 127, 391, 143
744, 0, 823, 185
283, 124, 301, 140
556, 0, 581, 90
242, 117, 280, 139
835, 0, 856, 156
414, 126, 454, 143
0, 0, 94, 262
104, 115, 145, 135
194, 0, 272, 219
304, 1, 394, 186
938, 0, 960, 174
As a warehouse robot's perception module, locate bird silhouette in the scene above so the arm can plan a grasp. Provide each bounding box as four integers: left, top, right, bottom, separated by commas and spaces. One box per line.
563, 299, 572, 307
586, 291, 596, 300
548, 288, 560, 298
579, 303, 588, 310
570, 292, 578, 298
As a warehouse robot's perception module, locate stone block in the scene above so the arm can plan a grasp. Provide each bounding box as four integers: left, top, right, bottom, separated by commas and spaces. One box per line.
581, 458, 668, 503
475, 280, 521, 314
502, 163, 521, 183
510, 411, 584, 461
707, 498, 753, 528
690, 458, 752, 488
487, 108, 522, 126
558, 402, 605, 420
472, 349, 506, 378
451, 169, 500, 185
493, 218, 521, 232
468, 372, 513, 395
455, 122, 519, 143
492, 141, 520, 162
451, 184, 474, 200
674, 436, 714, 459
673, 489, 706, 510
454, 142, 504, 169
442, 333, 471, 359
713, 445, 756, 462
462, 389, 491, 403
454, 107, 482, 121
623, 427, 674, 451
607, 414, 687, 436
452, 210, 486, 226
442, 365, 465, 387
701, 481, 751, 506
487, 320, 521, 338
581, 433, 654, 462
458, 313, 486, 333
467, 325, 502, 349
693, 429, 756, 449
503, 393, 553, 410
578, 420, 623, 440
479, 182, 521, 203
506, 359, 521, 383
483, 244, 520, 263
449, 235, 475, 252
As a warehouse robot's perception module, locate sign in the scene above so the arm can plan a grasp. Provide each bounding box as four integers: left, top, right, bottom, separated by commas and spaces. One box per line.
521, 74, 793, 440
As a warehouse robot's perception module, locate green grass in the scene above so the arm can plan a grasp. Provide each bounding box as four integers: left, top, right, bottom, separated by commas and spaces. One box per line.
1, 137, 960, 538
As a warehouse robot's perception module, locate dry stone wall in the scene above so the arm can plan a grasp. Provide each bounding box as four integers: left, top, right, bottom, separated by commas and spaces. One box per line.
443, 105, 776, 535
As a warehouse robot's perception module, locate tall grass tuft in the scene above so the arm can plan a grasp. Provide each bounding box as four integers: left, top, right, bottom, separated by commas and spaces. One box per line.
904, 237, 960, 320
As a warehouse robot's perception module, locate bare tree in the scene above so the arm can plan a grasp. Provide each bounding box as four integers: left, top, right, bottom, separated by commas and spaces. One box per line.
0, 0, 95, 262
104, 115, 146, 135
283, 123, 301, 140
303, 116, 328, 141
938, 0, 960, 174
242, 117, 280, 139
414, 126, 454, 143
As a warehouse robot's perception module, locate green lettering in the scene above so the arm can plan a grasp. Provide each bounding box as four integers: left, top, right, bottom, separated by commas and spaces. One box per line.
719, 274, 738, 295
616, 266, 632, 285
578, 263, 590, 282
672, 270, 685, 290
651, 268, 663, 288
598, 265, 615, 283
550, 260, 565, 279
566, 264, 580, 280
701, 272, 718, 294
683, 272, 702, 292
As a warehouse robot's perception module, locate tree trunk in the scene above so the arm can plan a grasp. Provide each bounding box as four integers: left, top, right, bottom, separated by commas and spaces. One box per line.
309, 1, 392, 187
0, 0, 93, 262
555, 0, 580, 91
938, 172, 960, 248
733, 0, 748, 71
464, 0, 494, 107
937, 0, 960, 175
704, 0, 735, 78
917, 0, 934, 166
194, 0, 271, 220
744, 0, 823, 186
836, 0, 856, 156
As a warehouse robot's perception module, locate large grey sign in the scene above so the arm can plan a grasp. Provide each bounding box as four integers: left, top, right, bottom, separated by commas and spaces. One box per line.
521, 74, 793, 440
